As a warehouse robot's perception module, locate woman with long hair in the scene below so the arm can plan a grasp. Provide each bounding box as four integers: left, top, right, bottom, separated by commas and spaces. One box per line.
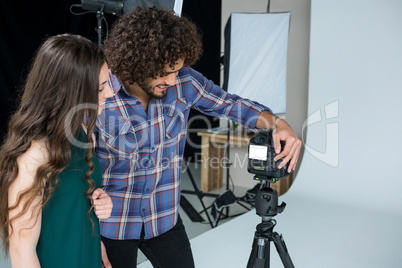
0, 33, 113, 267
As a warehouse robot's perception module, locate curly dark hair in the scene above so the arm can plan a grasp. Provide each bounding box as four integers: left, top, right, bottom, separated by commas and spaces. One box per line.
104, 6, 203, 87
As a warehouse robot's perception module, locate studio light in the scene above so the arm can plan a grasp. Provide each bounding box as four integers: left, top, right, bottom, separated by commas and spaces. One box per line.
80, 0, 124, 16
72, 0, 183, 45
80, 0, 182, 16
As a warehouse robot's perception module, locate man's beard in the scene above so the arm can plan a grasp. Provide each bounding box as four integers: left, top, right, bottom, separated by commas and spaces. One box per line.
138, 82, 168, 100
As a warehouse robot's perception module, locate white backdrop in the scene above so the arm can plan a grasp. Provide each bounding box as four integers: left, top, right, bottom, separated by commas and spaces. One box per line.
292, 0, 402, 214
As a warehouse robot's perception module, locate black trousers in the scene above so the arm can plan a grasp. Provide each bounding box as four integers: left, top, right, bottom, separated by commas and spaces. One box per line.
101, 216, 195, 268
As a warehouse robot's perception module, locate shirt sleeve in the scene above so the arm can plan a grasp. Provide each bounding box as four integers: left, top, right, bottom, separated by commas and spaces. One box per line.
188, 67, 272, 130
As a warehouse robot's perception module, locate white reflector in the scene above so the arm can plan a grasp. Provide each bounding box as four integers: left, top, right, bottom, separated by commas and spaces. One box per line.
223, 12, 291, 114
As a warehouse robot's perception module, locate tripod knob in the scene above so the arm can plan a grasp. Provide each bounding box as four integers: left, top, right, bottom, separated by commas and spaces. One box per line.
262, 194, 271, 201
277, 201, 287, 214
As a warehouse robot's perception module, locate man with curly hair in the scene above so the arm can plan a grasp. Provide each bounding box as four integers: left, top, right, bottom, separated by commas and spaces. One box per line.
96, 5, 302, 268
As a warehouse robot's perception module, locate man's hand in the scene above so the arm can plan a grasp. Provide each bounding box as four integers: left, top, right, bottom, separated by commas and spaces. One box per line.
92, 188, 113, 219
272, 119, 302, 172
256, 111, 302, 172
101, 241, 112, 268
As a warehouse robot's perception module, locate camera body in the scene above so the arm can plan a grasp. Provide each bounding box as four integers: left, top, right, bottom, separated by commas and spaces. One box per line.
247, 130, 292, 179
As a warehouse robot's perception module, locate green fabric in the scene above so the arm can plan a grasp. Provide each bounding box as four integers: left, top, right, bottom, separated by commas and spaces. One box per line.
36, 131, 102, 268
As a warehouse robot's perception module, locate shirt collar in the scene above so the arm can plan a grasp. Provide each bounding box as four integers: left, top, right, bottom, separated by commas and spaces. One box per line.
109, 71, 131, 95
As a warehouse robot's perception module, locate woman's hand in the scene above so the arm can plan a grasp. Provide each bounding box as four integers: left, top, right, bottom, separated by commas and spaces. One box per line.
101, 241, 112, 268
92, 188, 113, 219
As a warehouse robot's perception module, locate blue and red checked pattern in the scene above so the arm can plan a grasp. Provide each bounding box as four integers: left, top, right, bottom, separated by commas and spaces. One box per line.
95, 66, 270, 240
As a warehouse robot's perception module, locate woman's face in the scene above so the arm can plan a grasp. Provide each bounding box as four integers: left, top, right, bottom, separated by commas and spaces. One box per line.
98, 63, 113, 115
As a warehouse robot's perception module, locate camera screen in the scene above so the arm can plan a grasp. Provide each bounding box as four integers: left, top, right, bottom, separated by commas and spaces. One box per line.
249, 145, 268, 161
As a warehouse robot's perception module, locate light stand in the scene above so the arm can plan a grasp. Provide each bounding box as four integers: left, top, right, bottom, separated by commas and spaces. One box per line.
247, 176, 294, 268
180, 158, 219, 228
192, 124, 253, 228
218, 121, 253, 221
96, 5, 105, 46
70, 0, 124, 46
180, 152, 250, 228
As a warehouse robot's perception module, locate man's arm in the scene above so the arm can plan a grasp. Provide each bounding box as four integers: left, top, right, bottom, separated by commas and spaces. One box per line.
187, 68, 301, 171
256, 110, 302, 173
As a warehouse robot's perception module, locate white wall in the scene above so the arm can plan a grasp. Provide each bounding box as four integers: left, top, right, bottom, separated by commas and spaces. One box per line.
293, 0, 402, 214
221, 0, 311, 188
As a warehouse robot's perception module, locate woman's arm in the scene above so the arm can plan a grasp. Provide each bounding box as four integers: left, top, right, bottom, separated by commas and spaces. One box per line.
8, 141, 47, 268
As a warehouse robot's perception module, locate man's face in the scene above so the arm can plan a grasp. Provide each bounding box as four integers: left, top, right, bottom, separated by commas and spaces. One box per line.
138, 58, 184, 99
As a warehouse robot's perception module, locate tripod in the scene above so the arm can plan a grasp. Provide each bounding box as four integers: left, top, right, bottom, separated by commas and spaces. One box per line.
247, 176, 294, 268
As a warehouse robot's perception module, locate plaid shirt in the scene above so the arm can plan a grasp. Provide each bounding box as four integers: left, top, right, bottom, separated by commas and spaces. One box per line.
96, 66, 270, 240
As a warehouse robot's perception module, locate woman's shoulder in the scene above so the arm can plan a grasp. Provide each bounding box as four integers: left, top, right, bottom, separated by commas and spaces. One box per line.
9, 140, 49, 204
17, 139, 49, 166
15, 140, 49, 184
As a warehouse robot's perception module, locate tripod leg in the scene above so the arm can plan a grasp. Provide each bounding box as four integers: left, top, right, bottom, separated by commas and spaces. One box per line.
247, 237, 258, 268
271, 232, 295, 268
247, 236, 270, 268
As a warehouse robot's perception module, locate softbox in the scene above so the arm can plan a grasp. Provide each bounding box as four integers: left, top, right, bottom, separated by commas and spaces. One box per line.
223, 12, 291, 114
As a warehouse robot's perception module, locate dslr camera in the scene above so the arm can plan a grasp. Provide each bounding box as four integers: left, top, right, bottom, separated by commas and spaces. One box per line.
247, 130, 292, 179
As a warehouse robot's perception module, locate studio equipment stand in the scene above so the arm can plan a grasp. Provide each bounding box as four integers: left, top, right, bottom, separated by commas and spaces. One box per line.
70, 1, 124, 46
206, 125, 253, 223
95, 5, 106, 46
180, 133, 252, 228
247, 175, 294, 268
180, 158, 219, 228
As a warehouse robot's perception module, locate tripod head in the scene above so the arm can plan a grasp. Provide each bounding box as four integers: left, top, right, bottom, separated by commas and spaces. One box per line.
253, 175, 286, 219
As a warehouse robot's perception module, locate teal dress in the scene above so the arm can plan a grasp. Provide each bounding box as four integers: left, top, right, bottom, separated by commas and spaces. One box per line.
36, 131, 102, 268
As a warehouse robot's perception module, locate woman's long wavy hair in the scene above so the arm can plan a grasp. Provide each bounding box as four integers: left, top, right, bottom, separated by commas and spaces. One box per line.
0, 34, 105, 252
